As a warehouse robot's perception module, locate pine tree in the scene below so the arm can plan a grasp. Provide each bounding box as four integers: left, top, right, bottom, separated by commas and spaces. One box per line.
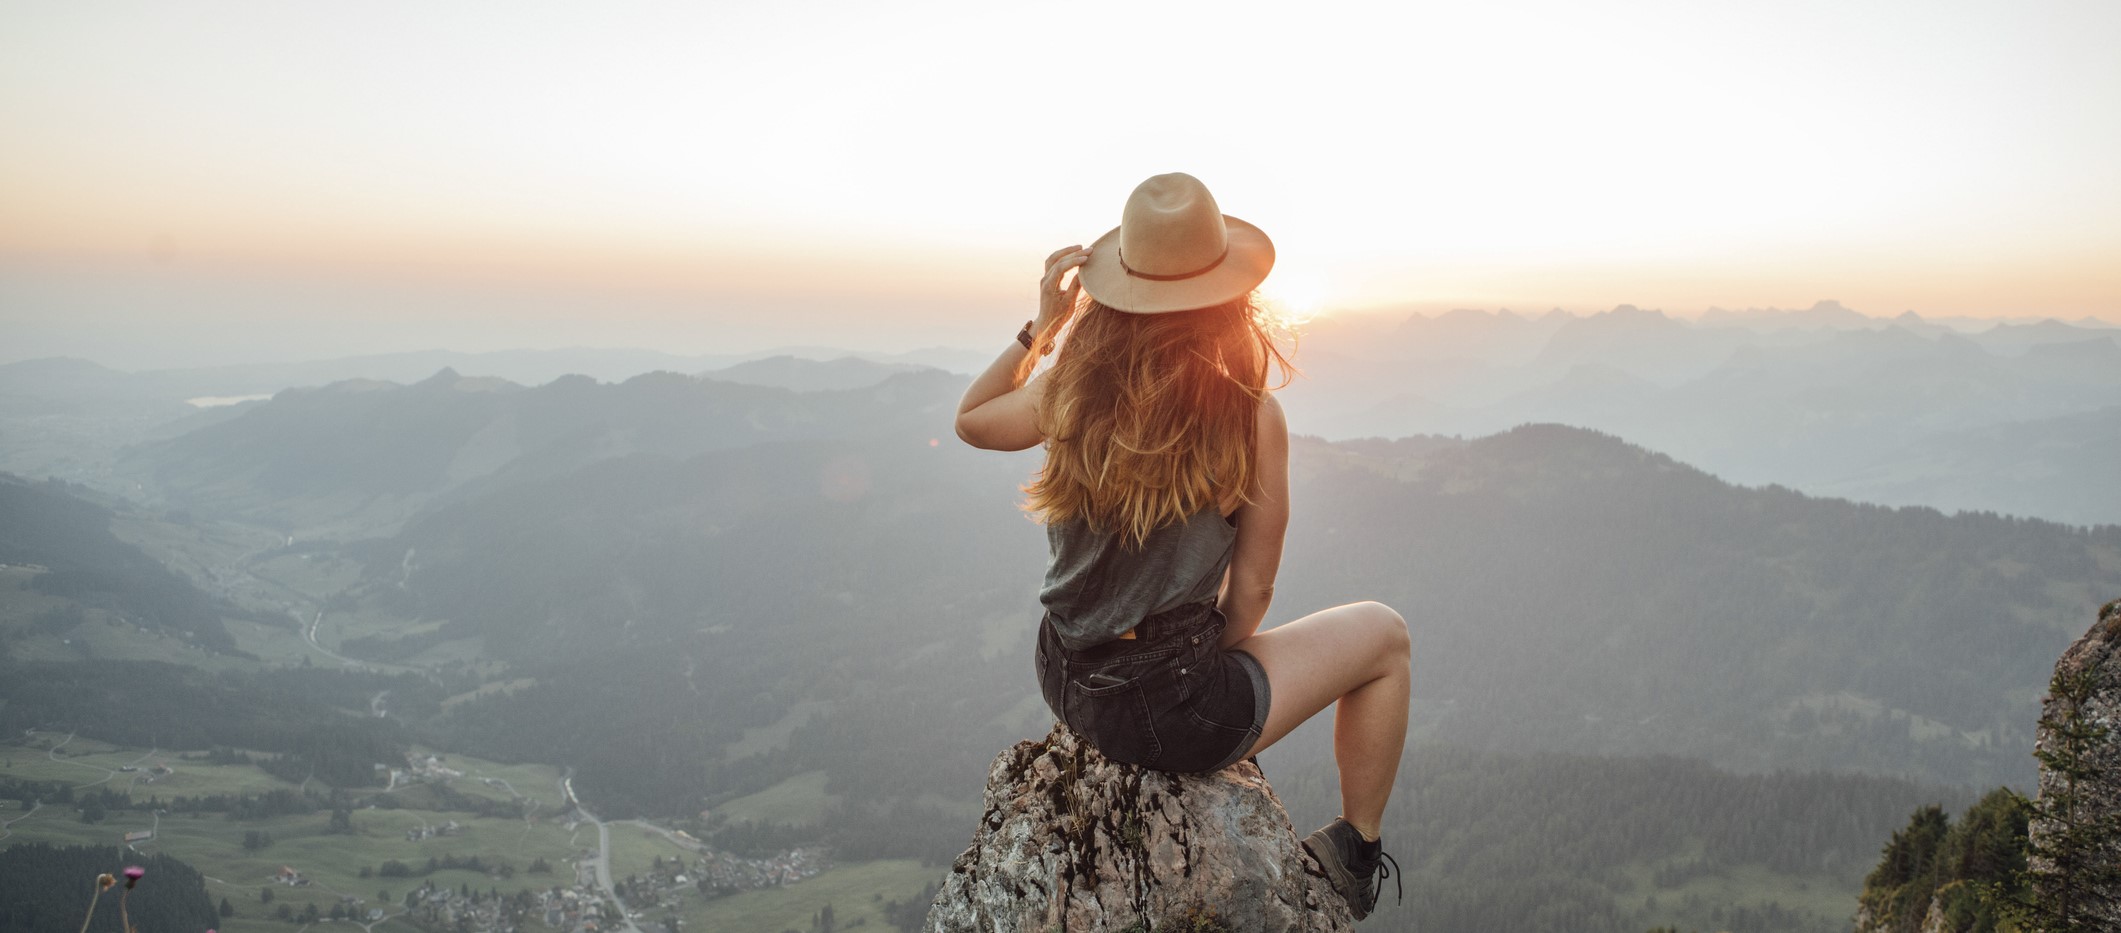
2004, 658, 2121, 932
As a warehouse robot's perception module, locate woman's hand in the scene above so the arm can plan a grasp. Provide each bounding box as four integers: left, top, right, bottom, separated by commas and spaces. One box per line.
1035, 245, 1094, 339
954, 244, 1089, 451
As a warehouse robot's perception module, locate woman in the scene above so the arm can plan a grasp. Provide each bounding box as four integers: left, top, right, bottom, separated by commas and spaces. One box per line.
954, 173, 1409, 921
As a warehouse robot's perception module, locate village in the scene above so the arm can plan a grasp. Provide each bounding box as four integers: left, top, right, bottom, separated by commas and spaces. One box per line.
200, 752, 836, 933
378, 840, 832, 933
229, 833, 831, 933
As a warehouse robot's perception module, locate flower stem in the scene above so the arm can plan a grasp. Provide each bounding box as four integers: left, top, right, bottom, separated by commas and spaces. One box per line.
76, 886, 103, 933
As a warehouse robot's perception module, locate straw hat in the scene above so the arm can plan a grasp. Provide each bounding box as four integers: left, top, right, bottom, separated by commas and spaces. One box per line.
1077, 173, 1275, 314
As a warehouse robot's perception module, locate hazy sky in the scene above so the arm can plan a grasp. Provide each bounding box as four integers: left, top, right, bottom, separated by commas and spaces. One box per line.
3, 0, 2118, 367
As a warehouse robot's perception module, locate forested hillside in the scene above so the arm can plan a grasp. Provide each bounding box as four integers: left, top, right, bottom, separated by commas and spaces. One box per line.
1279, 426, 2115, 785
0, 474, 246, 652
0, 844, 219, 933
330, 419, 2120, 820
1289, 748, 1970, 933
0, 660, 434, 786
11, 365, 2116, 933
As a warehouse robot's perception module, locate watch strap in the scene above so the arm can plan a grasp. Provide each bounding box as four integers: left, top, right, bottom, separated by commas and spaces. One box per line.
1017, 321, 1055, 355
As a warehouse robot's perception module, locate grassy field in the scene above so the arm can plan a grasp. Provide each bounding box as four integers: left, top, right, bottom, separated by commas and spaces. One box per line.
2, 733, 939, 933
440, 677, 538, 709
246, 552, 365, 602
677, 859, 941, 933
103, 509, 451, 673
107, 510, 280, 584
1, 736, 595, 932
226, 615, 330, 667
715, 771, 838, 827
406, 747, 569, 812
724, 700, 831, 759
309, 608, 493, 670
1620, 848, 1861, 933
4, 735, 310, 799
0, 567, 262, 670
2, 791, 590, 919
606, 821, 698, 883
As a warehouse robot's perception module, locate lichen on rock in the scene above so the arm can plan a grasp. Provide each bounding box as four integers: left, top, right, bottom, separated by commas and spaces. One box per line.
923, 723, 1353, 933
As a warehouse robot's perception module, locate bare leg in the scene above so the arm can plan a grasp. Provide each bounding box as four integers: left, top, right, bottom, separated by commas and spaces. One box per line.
1231, 601, 1411, 840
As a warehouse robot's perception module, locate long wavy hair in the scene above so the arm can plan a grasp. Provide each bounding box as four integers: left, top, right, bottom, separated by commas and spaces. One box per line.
1025, 293, 1294, 548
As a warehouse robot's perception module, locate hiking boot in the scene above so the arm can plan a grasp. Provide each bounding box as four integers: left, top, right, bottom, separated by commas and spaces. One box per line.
1301, 817, 1401, 920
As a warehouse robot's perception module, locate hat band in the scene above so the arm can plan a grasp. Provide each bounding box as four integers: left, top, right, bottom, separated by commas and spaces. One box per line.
1119, 246, 1228, 282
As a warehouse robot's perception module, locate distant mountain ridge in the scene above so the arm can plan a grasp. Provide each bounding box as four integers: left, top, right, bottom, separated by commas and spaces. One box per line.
9, 300, 2116, 523
112, 367, 963, 537
0, 346, 980, 399
1285, 302, 2121, 524
697, 355, 934, 392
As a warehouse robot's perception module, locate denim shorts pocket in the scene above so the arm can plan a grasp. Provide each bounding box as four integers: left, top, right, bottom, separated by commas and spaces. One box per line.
1066, 682, 1159, 766
1181, 658, 1256, 735
1065, 655, 1171, 767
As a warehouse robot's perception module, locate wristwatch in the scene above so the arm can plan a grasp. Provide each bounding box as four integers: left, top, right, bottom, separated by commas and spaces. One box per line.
1017, 320, 1053, 356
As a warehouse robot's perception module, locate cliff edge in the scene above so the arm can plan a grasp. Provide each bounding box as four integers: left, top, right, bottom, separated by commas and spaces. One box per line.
923, 723, 1352, 933
2026, 596, 2121, 928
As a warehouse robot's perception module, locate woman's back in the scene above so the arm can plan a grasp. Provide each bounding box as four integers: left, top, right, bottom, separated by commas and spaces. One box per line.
1041, 505, 1236, 652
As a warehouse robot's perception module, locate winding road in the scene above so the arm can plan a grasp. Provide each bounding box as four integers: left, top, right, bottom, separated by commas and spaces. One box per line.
562, 773, 642, 933
0, 800, 39, 840
303, 610, 365, 668
38, 732, 159, 789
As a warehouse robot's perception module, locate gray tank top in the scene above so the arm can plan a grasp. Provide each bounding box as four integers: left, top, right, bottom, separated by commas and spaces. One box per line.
1039, 506, 1237, 652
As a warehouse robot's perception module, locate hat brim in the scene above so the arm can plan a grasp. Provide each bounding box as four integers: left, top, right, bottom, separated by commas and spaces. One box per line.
1077, 214, 1275, 314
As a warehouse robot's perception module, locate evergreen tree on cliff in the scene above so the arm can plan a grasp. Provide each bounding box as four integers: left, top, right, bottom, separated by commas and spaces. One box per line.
2007, 655, 2121, 932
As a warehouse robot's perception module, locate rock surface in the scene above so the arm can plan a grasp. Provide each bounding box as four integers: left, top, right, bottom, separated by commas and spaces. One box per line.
2027, 596, 2121, 928
923, 723, 1352, 933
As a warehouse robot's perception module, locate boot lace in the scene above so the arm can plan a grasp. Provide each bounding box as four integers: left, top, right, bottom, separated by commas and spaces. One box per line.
1366, 850, 1402, 907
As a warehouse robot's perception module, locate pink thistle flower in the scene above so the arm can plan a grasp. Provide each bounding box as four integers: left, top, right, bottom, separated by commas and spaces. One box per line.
122, 865, 144, 888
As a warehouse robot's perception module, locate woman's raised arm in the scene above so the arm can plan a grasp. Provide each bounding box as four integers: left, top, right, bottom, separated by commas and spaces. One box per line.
954, 245, 1091, 451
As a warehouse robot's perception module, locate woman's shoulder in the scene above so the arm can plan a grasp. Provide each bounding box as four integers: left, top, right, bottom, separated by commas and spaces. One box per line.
1255, 390, 1287, 439
1258, 389, 1284, 420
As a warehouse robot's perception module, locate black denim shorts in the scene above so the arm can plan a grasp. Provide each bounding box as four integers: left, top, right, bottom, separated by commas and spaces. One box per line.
1035, 599, 1272, 773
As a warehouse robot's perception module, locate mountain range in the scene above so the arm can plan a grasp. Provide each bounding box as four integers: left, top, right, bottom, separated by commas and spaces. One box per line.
6, 347, 2117, 933
60, 369, 2117, 809
7, 301, 2113, 526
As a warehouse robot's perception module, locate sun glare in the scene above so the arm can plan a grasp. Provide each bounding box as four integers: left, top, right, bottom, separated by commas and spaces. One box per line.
1257, 264, 1332, 330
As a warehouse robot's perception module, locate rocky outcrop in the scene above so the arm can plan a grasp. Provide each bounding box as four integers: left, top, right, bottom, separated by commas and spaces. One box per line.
2026, 597, 2121, 928
923, 723, 1352, 933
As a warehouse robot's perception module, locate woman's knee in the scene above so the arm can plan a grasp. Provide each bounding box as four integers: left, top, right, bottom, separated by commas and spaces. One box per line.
1356, 601, 1411, 660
